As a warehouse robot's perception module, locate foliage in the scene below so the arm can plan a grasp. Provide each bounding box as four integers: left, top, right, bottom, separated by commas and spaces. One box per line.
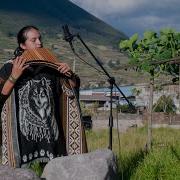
107, 59, 121, 70
28, 161, 45, 177
117, 104, 137, 114
154, 84, 164, 91
153, 95, 176, 113
131, 87, 142, 96
80, 101, 99, 116
119, 28, 180, 78
80, 102, 92, 116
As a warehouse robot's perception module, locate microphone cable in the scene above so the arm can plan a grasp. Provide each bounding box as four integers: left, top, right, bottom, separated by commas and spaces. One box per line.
70, 40, 107, 76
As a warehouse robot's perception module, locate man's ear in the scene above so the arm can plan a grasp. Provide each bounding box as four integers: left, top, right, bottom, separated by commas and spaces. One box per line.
20, 43, 26, 50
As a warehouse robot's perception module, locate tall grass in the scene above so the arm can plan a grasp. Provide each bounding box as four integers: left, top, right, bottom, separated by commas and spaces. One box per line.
86, 127, 180, 179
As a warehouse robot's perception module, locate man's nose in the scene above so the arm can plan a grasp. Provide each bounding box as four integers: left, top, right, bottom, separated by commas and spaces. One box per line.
36, 39, 42, 45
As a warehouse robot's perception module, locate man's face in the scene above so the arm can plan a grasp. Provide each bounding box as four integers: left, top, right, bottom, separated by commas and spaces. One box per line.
20, 28, 42, 50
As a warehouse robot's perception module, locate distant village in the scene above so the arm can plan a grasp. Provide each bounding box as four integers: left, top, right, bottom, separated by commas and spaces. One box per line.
80, 83, 180, 114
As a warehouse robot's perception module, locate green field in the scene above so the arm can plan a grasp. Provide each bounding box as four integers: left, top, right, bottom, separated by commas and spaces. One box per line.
0, 126, 179, 179
86, 127, 180, 180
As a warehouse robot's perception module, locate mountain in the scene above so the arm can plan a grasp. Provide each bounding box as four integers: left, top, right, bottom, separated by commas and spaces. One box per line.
0, 0, 148, 87
0, 0, 127, 45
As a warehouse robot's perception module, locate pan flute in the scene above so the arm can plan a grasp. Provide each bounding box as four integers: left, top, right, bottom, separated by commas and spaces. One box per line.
20, 48, 74, 79
21, 48, 61, 70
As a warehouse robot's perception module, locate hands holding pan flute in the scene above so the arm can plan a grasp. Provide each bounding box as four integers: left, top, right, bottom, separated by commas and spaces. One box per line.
11, 56, 75, 80
1, 56, 28, 95
57, 62, 71, 76
2, 57, 76, 96
57, 62, 77, 87
11, 56, 29, 82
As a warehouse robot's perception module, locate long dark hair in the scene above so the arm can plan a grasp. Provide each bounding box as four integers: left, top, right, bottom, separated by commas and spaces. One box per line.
14, 25, 39, 57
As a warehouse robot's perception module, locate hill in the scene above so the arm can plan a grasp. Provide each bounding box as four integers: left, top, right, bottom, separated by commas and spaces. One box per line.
0, 0, 148, 87
0, 0, 127, 45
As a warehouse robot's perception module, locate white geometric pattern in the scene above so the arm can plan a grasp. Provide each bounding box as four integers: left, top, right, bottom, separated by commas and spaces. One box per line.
1, 102, 8, 165
67, 97, 82, 155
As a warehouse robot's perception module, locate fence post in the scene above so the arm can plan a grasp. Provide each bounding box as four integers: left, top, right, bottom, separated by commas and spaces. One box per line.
148, 73, 154, 151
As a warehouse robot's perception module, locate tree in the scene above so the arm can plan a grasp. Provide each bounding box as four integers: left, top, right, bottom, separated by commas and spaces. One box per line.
119, 28, 180, 151
153, 95, 176, 113
119, 28, 180, 78
132, 87, 142, 96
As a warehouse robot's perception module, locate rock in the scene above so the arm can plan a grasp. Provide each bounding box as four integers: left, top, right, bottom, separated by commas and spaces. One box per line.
0, 165, 41, 180
42, 149, 118, 180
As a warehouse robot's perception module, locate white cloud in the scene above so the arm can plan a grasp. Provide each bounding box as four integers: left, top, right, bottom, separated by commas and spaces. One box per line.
70, 0, 145, 16
70, 0, 180, 17
131, 16, 167, 28
111, 14, 180, 36
70, 0, 180, 35
132, 15, 180, 31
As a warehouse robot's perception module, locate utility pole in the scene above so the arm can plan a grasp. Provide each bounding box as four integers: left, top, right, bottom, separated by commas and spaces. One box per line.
178, 65, 180, 113
148, 70, 154, 151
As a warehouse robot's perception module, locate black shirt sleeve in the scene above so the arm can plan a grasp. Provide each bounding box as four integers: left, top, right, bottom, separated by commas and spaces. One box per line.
0, 62, 13, 112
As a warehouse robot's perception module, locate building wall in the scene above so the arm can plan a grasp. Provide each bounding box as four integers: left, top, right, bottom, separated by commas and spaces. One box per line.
143, 112, 180, 125
134, 84, 180, 113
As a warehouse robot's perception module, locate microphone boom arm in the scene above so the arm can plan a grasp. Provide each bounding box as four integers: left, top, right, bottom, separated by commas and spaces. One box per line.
76, 33, 133, 107
62, 25, 135, 150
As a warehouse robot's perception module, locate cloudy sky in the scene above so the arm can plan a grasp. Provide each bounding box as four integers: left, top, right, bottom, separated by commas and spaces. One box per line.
70, 0, 180, 37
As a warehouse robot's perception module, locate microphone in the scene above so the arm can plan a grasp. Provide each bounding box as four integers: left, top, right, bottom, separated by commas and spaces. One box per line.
62, 25, 75, 52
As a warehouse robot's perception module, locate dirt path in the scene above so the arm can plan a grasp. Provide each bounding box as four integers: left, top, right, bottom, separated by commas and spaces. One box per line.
92, 119, 143, 132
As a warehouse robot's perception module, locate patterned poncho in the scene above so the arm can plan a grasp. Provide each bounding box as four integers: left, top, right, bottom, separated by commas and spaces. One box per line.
0, 63, 87, 167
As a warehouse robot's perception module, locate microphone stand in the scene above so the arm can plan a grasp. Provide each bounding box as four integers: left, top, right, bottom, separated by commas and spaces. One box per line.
69, 33, 134, 150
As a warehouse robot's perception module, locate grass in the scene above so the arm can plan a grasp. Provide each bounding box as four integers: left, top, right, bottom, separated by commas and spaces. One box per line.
86, 127, 180, 180
28, 161, 45, 177
132, 146, 180, 180
0, 126, 179, 179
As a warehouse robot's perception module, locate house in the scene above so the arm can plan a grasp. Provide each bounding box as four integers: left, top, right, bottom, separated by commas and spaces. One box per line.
133, 83, 180, 113
80, 85, 135, 110
80, 83, 180, 113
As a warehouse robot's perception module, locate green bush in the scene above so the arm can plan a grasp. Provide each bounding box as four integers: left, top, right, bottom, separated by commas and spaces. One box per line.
117, 104, 137, 113
153, 95, 176, 113
28, 161, 46, 177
